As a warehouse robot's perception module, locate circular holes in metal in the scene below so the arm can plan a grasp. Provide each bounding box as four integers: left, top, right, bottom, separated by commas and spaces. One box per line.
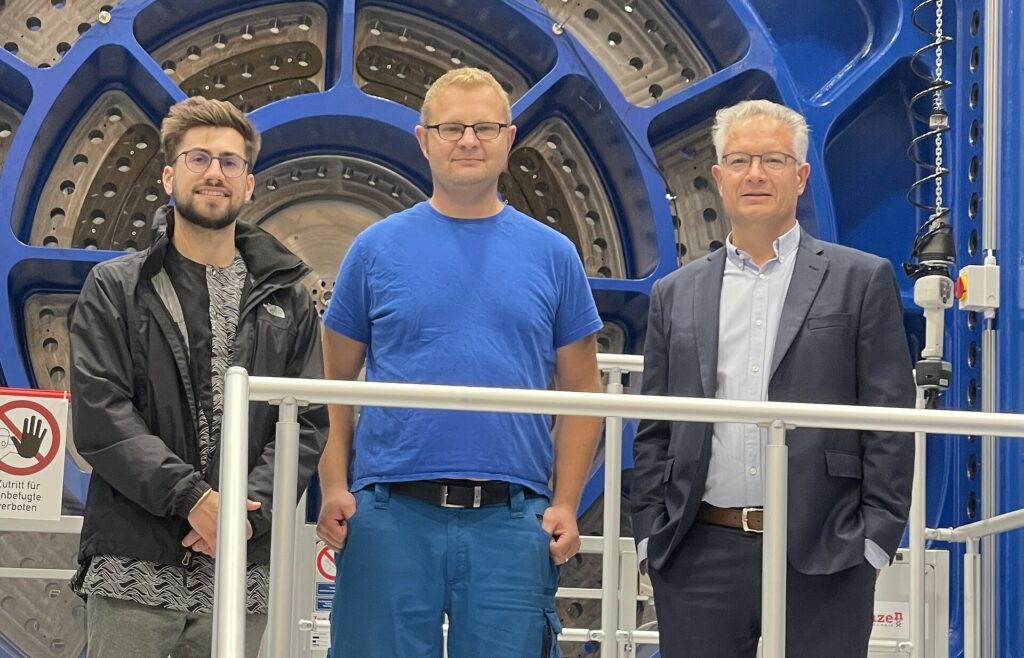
966, 378, 978, 406
966, 453, 978, 481
968, 229, 978, 257
967, 340, 979, 369
966, 491, 978, 519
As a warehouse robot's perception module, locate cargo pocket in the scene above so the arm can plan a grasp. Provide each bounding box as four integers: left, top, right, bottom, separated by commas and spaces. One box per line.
540, 609, 563, 657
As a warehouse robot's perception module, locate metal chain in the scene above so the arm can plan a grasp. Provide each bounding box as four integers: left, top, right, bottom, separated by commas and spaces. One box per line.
933, 0, 945, 214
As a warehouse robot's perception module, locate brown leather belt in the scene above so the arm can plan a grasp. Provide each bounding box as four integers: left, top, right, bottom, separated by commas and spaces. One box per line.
698, 502, 764, 533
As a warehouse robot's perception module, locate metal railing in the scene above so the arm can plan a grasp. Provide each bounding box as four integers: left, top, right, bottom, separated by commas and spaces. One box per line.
212, 358, 1024, 658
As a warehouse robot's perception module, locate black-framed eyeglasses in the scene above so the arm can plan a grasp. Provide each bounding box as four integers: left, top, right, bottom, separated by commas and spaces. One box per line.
173, 149, 250, 178
721, 151, 798, 171
424, 122, 509, 142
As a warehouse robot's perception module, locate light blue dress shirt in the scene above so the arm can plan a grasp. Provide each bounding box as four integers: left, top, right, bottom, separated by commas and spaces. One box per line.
639, 223, 889, 571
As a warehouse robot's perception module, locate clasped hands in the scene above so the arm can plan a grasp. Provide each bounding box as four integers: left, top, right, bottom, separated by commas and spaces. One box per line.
182, 490, 261, 558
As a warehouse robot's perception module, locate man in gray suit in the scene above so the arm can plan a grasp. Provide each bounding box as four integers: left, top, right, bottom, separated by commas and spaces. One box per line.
632, 99, 915, 657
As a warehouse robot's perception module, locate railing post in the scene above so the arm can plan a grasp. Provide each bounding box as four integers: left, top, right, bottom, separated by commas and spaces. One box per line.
267, 397, 300, 658
964, 538, 981, 658
761, 420, 788, 658
909, 387, 927, 656
618, 538, 639, 658
601, 367, 625, 658
213, 366, 251, 658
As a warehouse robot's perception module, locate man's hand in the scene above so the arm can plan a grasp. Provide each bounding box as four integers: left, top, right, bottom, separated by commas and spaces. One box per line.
316, 489, 357, 551
542, 503, 581, 565
182, 491, 261, 557
13, 416, 46, 459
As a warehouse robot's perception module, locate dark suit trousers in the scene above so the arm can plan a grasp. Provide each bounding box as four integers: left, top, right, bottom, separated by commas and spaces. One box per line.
649, 521, 876, 658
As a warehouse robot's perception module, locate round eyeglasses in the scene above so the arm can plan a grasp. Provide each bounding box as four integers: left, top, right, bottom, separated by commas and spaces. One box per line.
173, 149, 251, 178
424, 122, 509, 142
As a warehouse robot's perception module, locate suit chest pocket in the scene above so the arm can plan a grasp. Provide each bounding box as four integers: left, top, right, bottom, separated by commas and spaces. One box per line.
806, 313, 850, 332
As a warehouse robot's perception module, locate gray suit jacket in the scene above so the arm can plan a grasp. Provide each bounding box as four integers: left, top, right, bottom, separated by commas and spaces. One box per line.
632, 231, 915, 574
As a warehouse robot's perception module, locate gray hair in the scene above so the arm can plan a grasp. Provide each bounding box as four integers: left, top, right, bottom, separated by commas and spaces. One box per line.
711, 100, 809, 163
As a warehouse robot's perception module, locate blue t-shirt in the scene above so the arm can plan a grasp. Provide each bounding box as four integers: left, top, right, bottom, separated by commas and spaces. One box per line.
323, 201, 603, 495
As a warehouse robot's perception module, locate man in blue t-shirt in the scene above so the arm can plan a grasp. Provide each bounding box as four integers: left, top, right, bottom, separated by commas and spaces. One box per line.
317, 67, 604, 657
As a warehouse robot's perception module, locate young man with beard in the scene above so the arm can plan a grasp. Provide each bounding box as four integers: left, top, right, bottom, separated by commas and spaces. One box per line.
69, 97, 327, 657
317, 67, 603, 657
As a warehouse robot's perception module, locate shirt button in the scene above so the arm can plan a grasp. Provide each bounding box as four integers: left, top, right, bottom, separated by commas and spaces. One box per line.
758, 274, 767, 280
749, 467, 758, 476
755, 319, 764, 327
751, 365, 760, 373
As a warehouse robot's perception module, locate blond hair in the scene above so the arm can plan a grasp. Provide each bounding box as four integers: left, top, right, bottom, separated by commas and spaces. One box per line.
420, 67, 511, 125
712, 99, 809, 163
160, 96, 260, 166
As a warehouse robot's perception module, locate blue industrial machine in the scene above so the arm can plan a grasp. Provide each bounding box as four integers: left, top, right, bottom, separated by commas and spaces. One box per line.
0, 1, 1021, 656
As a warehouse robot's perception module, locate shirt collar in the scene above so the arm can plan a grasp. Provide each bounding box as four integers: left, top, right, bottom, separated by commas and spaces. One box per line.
724, 221, 801, 269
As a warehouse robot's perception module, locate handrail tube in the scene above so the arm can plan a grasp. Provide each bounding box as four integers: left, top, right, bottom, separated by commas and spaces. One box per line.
243, 375, 1024, 438
924, 507, 1024, 543
761, 421, 788, 657
909, 389, 927, 656
601, 369, 624, 657
216, 366, 1024, 656
266, 398, 300, 658
948, 508, 1024, 542
213, 368, 251, 658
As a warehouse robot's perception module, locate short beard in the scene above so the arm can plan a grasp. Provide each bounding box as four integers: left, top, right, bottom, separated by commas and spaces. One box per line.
174, 195, 240, 231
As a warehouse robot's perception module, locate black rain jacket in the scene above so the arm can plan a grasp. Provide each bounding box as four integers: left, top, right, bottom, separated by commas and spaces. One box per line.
69, 210, 327, 575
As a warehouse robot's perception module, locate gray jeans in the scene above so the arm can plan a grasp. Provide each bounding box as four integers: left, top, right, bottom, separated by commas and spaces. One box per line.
86, 594, 267, 658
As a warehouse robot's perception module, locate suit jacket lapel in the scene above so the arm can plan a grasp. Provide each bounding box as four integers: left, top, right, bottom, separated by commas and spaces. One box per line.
770, 232, 829, 379
693, 249, 726, 397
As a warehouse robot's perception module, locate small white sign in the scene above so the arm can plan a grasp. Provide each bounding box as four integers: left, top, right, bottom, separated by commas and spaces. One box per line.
311, 540, 336, 650
0, 388, 68, 521
873, 600, 910, 640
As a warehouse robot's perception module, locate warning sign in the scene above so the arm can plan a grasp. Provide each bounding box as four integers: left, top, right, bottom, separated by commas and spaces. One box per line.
312, 540, 336, 650
0, 388, 69, 521
316, 544, 336, 582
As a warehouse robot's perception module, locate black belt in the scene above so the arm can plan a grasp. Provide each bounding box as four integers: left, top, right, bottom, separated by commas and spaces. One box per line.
390, 479, 530, 508
698, 502, 764, 533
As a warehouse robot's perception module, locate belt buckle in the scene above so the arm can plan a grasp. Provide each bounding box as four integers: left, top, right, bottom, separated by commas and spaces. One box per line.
439, 485, 483, 508
742, 507, 763, 533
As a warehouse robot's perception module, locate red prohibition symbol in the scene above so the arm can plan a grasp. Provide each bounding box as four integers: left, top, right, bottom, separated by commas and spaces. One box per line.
316, 545, 336, 582
0, 399, 62, 476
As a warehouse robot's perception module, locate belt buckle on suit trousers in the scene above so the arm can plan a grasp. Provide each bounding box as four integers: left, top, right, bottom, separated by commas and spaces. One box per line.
439, 484, 483, 508
742, 507, 763, 533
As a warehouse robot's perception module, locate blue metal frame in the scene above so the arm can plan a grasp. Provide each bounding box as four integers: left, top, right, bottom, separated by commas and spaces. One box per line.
0, 1, 1020, 655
